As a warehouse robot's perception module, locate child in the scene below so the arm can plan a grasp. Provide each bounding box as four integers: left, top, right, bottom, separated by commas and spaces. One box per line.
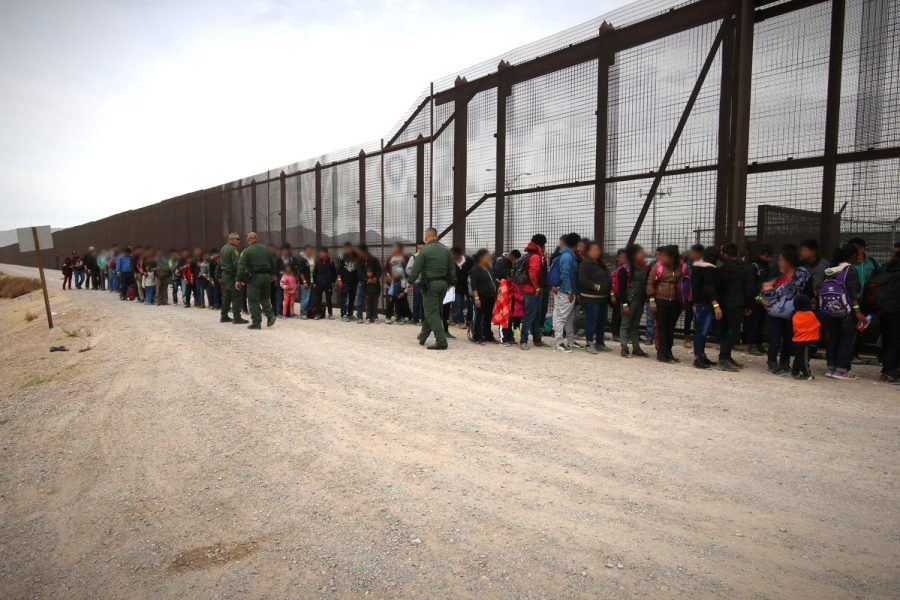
62, 256, 74, 289
790, 293, 820, 380
364, 268, 381, 323
143, 263, 157, 305
469, 248, 498, 344
280, 264, 298, 318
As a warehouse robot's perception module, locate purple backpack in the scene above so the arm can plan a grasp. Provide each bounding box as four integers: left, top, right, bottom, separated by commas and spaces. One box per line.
819, 267, 852, 317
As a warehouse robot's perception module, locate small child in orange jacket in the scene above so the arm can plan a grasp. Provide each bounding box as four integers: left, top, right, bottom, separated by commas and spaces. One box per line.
791, 294, 820, 380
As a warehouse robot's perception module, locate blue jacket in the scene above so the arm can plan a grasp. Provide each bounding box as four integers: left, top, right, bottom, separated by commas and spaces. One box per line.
115, 254, 132, 273
557, 247, 579, 294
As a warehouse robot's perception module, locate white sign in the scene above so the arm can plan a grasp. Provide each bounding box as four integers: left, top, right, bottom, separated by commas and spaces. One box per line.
16, 226, 54, 252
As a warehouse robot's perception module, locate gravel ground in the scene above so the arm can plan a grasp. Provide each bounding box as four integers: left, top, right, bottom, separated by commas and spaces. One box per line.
0, 263, 898, 599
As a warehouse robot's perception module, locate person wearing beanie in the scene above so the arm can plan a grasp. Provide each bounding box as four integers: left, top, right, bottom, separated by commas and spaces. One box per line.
790, 293, 820, 380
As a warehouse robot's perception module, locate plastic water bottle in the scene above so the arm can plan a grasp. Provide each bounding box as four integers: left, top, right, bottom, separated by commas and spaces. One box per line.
855, 314, 872, 332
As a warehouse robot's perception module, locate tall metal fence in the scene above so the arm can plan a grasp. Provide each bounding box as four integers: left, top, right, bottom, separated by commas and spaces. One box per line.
2, 0, 898, 270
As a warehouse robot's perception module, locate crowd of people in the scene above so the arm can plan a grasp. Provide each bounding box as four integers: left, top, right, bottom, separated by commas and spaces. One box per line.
59, 230, 900, 384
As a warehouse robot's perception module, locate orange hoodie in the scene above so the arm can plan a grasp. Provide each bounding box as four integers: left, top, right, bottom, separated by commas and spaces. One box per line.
792, 310, 820, 343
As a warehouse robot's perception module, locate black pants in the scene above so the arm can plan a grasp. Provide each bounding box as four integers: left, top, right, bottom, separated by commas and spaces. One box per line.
311, 285, 333, 317
881, 313, 899, 376
610, 303, 621, 339
767, 316, 793, 366
682, 302, 693, 337
792, 341, 813, 377
386, 293, 412, 320
473, 296, 496, 341
718, 305, 744, 361
655, 299, 680, 359
118, 271, 135, 300
366, 290, 380, 321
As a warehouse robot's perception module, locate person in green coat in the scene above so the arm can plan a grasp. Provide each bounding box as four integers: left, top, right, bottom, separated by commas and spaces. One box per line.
219, 233, 248, 324
235, 232, 277, 329
407, 227, 456, 350
153, 249, 173, 305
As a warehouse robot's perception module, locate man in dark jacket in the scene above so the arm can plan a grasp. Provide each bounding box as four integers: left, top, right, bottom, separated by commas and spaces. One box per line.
355, 244, 382, 324
337, 242, 359, 321
718, 242, 755, 369
450, 247, 474, 329
468, 248, 498, 343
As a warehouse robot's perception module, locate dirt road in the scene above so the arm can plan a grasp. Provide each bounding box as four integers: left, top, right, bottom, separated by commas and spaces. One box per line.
0, 264, 897, 599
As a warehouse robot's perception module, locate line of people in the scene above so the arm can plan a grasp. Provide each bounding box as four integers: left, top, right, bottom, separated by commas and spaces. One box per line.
61, 230, 900, 385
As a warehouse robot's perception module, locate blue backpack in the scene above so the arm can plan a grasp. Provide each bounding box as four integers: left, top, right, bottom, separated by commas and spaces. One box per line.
818, 267, 852, 317
545, 256, 562, 287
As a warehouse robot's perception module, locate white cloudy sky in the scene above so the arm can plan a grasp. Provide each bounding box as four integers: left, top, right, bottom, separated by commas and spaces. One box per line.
0, 0, 630, 230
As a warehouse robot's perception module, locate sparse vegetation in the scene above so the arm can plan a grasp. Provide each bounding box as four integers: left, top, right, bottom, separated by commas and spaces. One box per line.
62, 327, 91, 338
78, 346, 92, 353
0, 272, 42, 299
21, 373, 53, 389
25, 309, 38, 322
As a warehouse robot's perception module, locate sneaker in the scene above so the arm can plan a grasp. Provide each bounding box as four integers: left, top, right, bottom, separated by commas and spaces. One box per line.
597, 343, 611, 352
717, 361, 739, 372
747, 346, 765, 356
585, 342, 599, 354
702, 356, 718, 367
500, 340, 513, 347
569, 341, 584, 349
357, 318, 364, 324
832, 370, 858, 380
693, 358, 710, 369
445, 331, 456, 340
724, 358, 743, 369
386, 318, 394, 324
555, 343, 573, 353
767, 362, 782, 375
879, 373, 900, 384
327, 315, 335, 320
533, 339, 548, 348
621, 347, 631, 358
520, 342, 529, 351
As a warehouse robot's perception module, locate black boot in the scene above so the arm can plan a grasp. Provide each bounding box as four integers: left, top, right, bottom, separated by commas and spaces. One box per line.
233, 316, 249, 325
693, 357, 710, 369
247, 323, 261, 330
220, 316, 232, 323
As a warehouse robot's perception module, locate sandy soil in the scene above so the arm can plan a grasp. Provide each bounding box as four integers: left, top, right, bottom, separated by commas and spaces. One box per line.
0, 263, 898, 599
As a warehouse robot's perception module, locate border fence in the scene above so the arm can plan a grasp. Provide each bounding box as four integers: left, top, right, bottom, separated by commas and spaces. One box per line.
1, 0, 898, 270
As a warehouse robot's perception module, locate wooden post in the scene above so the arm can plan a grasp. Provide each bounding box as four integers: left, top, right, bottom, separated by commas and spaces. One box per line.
32, 226, 53, 329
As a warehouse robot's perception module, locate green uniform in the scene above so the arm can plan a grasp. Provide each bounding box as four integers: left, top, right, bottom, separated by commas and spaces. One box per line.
236, 242, 276, 325
407, 239, 456, 347
219, 242, 242, 320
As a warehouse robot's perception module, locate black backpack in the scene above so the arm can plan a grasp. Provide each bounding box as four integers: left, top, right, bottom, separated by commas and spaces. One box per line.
510, 252, 533, 286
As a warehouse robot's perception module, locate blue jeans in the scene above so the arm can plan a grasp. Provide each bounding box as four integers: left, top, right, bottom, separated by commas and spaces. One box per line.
181, 279, 192, 306
693, 303, 714, 359
583, 301, 608, 344
355, 281, 366, 319
145, 285, 155, 305
412, 283, 422, 321
340, 282, 357, 318
521, 292, 543, 344
75, 271, 86, 289
645, 301, 655, 340
300, 285, 312, 315
825, 314, 856, 371
109, 271, 118, 292
454, 291, 472, 324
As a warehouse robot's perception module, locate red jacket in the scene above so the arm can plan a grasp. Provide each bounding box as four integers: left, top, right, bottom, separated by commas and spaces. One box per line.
521, 241, 545, 295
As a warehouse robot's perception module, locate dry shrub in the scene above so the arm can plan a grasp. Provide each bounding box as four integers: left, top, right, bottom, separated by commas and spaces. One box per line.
25, 310, 38, 322
0, 274, 42, 299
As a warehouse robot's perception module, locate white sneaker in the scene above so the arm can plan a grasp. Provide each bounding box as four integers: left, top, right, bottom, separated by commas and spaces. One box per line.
555, 343, 573, 353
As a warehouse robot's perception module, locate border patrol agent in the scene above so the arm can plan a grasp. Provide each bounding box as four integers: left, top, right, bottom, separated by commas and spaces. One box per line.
219, 232, 248, 324
235, 232, 277, 329
407, 227, 456, 350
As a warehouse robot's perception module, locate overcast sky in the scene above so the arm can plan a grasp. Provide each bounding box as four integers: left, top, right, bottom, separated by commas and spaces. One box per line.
0, 0, 630, 231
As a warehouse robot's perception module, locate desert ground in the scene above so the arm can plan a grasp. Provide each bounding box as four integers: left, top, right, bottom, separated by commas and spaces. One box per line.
0, 263, 897, 599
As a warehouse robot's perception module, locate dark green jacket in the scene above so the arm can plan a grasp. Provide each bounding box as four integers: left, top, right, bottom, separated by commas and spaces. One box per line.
219, 243, 241, 279
236, 242, 276, 282
407, 239, 455, 286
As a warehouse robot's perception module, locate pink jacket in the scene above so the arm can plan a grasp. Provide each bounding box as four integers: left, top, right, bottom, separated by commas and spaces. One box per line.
280, 272, 298, 294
